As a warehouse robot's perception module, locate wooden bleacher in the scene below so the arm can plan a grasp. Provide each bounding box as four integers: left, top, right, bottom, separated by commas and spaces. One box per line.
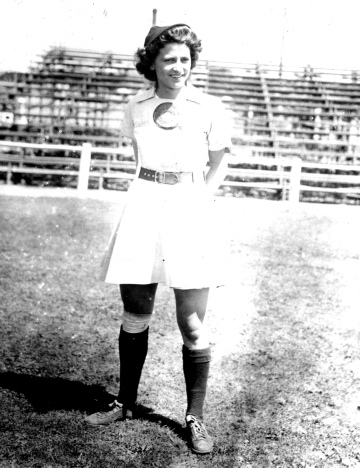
1, 47, 360, 201
1, 47, 359, 156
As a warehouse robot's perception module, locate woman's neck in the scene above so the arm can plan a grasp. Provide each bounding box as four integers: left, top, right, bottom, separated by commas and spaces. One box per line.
155, 83, 186, 100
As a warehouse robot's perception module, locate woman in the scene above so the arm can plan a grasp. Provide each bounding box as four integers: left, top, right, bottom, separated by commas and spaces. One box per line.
85, 23, 231, 455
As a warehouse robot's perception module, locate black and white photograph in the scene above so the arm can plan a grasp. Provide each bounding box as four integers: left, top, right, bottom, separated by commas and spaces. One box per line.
0, 1, 359, 467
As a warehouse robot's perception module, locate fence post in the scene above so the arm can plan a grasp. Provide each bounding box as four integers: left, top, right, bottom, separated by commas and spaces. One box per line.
98, 167, 103, 190
289, 157, 301, 204
6, 163, 12, 185
78, 143, 91, 193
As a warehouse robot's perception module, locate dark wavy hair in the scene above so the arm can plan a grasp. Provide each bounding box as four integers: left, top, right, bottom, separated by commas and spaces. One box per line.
135, 25, 202, 83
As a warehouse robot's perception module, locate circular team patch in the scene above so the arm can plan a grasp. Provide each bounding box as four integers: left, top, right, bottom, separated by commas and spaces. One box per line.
153, 102, 180, 130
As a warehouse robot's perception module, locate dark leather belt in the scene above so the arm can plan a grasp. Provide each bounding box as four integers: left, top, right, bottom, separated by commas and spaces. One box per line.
138, 166, 194, 185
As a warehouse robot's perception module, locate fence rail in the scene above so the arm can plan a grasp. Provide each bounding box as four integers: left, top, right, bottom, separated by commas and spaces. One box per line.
1, 141, 360, 203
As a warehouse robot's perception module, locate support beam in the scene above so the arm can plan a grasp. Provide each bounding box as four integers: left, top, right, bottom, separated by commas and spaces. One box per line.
257, 64, 277, 146
77, 143, 91, 193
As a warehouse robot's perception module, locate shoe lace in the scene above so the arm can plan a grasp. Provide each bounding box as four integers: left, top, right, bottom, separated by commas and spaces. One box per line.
188, 417, 207, 440
97, 400, 122, 416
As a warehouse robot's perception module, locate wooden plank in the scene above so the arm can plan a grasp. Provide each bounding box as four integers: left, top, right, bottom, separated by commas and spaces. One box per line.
232, 134, 358, 148
0, 155, 80, 164
0, 141, 80, 151
229, 155, 360, 170
301, 173, 360, 183
227, 169, 286, 179
231, 146, 360, 159
10, 167, 80, 176
299, 185, 360, 194
0, 130, 121, 144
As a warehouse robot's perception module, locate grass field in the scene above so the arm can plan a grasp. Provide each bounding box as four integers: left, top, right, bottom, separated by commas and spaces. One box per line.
0, 187, 360, 468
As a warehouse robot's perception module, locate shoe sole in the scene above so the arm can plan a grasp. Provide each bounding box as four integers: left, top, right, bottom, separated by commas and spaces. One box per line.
85, 419, 120, 425
84, 410, 133, 426
190, 446, 213, 455
188, 436, 214, 455
84, 413, 126, 425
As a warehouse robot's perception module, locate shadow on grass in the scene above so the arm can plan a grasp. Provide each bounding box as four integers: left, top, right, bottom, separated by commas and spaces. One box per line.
0, 371, 113, 413
136, 404, 186, 440
0, 372, 186, 437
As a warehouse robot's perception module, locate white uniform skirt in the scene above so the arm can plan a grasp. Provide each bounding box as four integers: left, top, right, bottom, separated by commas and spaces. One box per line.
99, 177, 228, 289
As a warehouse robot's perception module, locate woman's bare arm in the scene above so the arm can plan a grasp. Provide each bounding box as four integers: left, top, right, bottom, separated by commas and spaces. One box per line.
132, 141, 139, 168
206, 149, 228, 194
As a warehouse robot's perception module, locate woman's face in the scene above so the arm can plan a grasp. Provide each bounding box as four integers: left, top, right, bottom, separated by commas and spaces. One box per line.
151, 42, 191, 98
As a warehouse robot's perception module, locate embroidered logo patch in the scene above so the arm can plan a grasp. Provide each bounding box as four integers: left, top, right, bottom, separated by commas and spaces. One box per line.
153, 102, 180, 130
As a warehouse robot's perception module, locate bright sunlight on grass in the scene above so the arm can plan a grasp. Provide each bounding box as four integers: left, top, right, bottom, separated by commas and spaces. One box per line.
1, 191, 360, 467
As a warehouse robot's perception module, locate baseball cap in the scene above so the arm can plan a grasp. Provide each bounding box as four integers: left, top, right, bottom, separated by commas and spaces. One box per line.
144, 23, 191, 47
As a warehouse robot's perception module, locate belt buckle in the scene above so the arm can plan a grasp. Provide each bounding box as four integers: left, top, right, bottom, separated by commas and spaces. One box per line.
155, 170, 165, 184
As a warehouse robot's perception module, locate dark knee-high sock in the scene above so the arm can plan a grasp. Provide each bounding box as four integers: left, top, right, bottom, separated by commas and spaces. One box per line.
117, 326, 148, 409
182, 346, 211, 421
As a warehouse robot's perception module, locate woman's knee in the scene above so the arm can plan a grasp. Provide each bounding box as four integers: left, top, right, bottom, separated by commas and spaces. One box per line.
178, 317, 202, 341
122, 310, 152, 333
177, 313, 209, 349
120, 283, 158, 315
174, 288, 209, 321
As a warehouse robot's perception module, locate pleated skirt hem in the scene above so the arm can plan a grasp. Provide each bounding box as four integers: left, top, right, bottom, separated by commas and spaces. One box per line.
99, 178, 228, 289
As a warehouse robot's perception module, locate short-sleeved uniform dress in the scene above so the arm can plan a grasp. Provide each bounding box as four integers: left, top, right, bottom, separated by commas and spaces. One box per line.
100, 83, 231, 289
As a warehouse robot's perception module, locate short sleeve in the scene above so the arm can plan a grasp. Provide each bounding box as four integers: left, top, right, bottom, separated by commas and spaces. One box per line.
207, 98, 232, 153
120, 99, 135, 141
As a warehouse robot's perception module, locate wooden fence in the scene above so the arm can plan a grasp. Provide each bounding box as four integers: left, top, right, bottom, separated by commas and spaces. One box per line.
1, 141, 360, 204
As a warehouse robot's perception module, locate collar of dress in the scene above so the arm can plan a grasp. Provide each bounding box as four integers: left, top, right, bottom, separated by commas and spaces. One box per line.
134, 82, 203, 104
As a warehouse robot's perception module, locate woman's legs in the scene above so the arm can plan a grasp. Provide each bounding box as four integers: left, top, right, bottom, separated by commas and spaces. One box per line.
174, 288, 213, 453
84, 283, 157, 425
118, 284, 158, 410
174, 287, 210, 419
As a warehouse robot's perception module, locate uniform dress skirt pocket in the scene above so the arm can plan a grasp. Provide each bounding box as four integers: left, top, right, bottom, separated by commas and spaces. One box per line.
99, 177, 228, 289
